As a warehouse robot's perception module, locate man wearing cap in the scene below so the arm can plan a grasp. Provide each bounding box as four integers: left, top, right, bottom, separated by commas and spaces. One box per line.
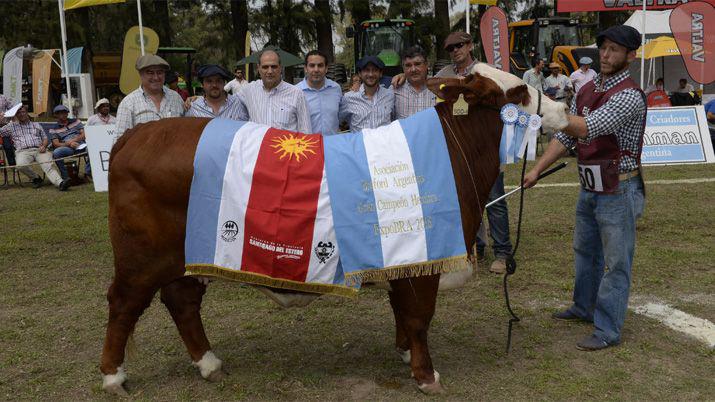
339, 56, 394, 131
115, 54, 185, 136
436, 31, 478, 77
236, 49, 311, 133
224, 67, 248, 95
48, 104, 91, 180
523, 25, 647, 351
544, 62, 574, 104
0, 105, 68, 190
394, 46, 436, 120
296, 50, 343, 135
570, 57, 597, 94
86, 98, 117, 126
522, 58, 546, 91
186, 64, 249, 120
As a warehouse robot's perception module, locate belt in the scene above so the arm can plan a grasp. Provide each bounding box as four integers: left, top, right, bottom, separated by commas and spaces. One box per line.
619, 170, 640, 181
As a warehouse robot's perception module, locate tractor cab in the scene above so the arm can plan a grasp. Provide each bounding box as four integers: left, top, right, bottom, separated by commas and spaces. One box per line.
347, 19, 417, 78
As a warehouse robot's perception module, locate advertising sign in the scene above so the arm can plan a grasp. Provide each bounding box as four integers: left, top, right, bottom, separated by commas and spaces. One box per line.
85, 124, 119, 191
641, 106, 715, 164
557, 0, 715, 13
670, 1, 715, 84
480, 7, 509, 72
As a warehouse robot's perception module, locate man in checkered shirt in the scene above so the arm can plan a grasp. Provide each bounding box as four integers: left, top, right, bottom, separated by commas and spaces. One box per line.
524, 25, 647, 351
0, 105, 68, 190
393, 46, 435, 120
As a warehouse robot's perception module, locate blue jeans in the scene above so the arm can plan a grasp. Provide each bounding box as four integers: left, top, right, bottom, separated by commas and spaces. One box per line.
568, 176, 645, 344
476, 171, 513, 258
53, 146, 90, 179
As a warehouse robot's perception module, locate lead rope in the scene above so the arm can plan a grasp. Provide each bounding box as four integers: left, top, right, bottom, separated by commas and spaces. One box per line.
503, 90, 543, 353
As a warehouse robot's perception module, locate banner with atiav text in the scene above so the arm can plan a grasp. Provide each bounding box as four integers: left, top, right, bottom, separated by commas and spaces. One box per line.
641, 106, 715, 165
557, 0, 715, 13
479, 7, 509, 72
670, 2, 715, 85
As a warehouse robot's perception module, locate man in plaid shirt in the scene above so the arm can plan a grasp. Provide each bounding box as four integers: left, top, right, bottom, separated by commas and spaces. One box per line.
0, 105, 68, 190
393, 46, 435, 120
524, 25, 647, 351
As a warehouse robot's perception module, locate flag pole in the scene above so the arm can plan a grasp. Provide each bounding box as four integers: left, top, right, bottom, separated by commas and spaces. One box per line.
57, 0, 74, 118
640, 1, 647, 89
466, 0, 470, 34
137, 0, 145, 55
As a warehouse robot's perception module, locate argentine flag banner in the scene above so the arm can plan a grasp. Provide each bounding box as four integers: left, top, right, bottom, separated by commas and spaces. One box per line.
185, 108, 467, 297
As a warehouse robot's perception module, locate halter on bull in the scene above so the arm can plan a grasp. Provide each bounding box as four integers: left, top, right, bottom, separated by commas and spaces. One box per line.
100, 65, 569, 396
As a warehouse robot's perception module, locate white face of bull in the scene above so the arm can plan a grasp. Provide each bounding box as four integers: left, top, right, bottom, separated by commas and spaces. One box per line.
470, 63, 570, 134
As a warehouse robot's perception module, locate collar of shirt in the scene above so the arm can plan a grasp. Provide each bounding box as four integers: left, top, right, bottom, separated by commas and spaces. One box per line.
297, 78, 339, 92
593, 69, 630, 92
140, 85, 170, 99
358, 84, 387, 100
260, 80, 289, 94
451, 59, 478, 76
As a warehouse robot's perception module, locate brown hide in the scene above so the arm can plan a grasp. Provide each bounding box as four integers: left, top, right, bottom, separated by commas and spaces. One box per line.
101, 74, 506, 393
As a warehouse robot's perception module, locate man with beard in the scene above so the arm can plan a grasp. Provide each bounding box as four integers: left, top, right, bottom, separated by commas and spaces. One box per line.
339, 56, 394, 131
296, 50, 342, 135
115, 54, 184, 136
236, 49, 311, 133
187, 64, 248, 120
394, 46, 435, 120
48, 104, 90, 180
523, 25, 647, 351
435, 31, 478, 78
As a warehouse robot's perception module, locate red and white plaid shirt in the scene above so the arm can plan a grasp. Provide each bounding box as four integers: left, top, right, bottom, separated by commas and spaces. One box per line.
0, 120, 46, 150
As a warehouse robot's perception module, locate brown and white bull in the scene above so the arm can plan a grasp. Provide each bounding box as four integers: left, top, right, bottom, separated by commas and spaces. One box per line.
100, 65, 568, 395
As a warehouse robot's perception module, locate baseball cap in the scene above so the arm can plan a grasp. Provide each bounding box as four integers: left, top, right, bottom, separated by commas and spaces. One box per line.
53, 104, 70, 114
94, 98, 110, 109
197, 64, 232, 81
579, 56, 593, 65
357, 56, 385, 71
444, 31, 472, 49
135, 54, 170, 71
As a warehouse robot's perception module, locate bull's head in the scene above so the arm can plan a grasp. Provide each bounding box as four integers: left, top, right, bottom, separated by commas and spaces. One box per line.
426, 73, 516, 109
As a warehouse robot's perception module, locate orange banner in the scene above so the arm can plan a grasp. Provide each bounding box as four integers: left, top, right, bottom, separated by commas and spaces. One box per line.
670, 2, 715, 84
480, 7, 509, 72
32, 50, 55, 115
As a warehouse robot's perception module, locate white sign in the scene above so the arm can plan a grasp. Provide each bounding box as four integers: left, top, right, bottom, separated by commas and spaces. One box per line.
85, 125, 119, 192
3, 47, 23, 104
642, 106, 715, 165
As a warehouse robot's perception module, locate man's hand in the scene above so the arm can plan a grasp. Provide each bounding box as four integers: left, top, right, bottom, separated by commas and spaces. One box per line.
391, 73, 406, 88
184, 95, 199, 110
39, 144, 47, 153
522, 169, 540, 189
69, 141, 79, 149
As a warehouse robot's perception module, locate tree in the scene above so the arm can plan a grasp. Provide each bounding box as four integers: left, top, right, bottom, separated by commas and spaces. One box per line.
434, 0, 450, 60
314, 0, 335, 63
230, 0, 249, 62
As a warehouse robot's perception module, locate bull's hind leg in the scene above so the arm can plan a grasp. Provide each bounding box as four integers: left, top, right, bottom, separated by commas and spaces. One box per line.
160, 277, 225, 382
388, 291, 411, 364
100, 281, 156, 396
389, 274, 444, 394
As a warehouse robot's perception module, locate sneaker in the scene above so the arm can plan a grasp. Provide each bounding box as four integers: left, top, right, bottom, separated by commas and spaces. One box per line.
576, 334, 617, 351
58, 179, 70, 191
489, 258, 506, 274
32, 177, 43, 188
551, 309, 592, 323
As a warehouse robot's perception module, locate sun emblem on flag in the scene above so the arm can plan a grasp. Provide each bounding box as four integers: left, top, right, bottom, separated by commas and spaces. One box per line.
271, 133, 318, 162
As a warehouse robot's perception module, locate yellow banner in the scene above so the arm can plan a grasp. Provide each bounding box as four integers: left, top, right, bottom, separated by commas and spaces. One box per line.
32, 50, 55, 115
64, 0, 125, 10
119, 26, 160, 95
470, 0, 497, 5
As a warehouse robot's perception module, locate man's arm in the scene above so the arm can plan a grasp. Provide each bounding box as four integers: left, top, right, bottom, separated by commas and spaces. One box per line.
707, 111, 715, 122
115, 101, 132, 136
295, 91, 312, 133
523, 138, 569, 188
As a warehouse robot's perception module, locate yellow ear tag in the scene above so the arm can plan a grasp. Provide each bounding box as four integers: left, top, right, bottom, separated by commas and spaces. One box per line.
452, 93, 468, 116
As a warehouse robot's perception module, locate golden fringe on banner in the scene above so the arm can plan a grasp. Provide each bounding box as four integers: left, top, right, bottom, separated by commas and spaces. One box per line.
344, 254, 469, 287
185, 264, 358, 298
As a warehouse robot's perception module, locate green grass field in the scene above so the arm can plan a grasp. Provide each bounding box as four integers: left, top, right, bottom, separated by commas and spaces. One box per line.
0, 160, 713, 401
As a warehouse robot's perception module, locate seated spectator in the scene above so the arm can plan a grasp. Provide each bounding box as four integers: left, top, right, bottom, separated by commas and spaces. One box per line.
48, 105, 90, 180
674, 78, 695, 94
86, 98, 116, 126
645, 77, 665, 94
0, 105, 68, 190
166, 71, 189, 101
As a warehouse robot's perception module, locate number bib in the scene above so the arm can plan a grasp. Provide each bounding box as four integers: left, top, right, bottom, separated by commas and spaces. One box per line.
577, 159, 619, 193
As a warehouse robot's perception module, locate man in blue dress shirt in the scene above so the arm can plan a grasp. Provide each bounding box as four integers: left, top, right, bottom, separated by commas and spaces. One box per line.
295, 50, 343, 135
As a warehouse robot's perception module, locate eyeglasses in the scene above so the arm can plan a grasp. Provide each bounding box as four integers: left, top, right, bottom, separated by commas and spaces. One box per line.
446, 42, 467, 53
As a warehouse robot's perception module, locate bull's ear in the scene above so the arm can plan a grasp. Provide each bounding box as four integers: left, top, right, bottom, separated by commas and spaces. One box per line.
506, 84, 531, 107
460, 72, 507, 106
427, 77, 466, 102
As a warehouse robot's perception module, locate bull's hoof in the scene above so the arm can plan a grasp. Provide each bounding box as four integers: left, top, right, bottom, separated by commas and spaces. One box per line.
417, 370, 444, 395
102, 366, 128, 396
396, 348, 411, 365
193, 350, 224, 381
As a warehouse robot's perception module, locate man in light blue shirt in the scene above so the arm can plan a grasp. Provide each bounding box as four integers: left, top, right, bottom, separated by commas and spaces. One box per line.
296, 50, 343, 135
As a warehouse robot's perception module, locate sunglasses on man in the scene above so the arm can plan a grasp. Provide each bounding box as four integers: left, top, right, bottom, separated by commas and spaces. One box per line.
446, 42, 468, 53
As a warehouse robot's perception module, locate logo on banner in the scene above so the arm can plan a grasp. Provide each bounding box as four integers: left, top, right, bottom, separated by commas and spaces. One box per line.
314, 241, 335, 263
221, 220, 239, 242
271, 133, 318, 161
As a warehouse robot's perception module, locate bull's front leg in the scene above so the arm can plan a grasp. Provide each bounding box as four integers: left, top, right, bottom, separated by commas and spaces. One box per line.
388, 274, 444, 394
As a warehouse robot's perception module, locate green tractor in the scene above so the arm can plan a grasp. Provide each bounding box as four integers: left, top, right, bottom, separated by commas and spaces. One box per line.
346, 18, 418, 79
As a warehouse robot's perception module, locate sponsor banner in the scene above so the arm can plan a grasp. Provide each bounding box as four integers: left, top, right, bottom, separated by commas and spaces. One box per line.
641, 106, 715, 164
119, 26, 160, 95
32, 50, 54, 115
557, 0, 715, 13
3, 47, 23, 104
64, 0, 125, 10
670, 2, 715, 84
480, 6, 509, 72
84, 124, 120, 191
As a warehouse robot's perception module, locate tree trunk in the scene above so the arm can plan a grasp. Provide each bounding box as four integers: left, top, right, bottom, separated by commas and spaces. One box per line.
348, 0, 371, 25
315, 0, 334, 63
231, 0, 249, 61
152, 0, 172, 46
434, 0, 450, 60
